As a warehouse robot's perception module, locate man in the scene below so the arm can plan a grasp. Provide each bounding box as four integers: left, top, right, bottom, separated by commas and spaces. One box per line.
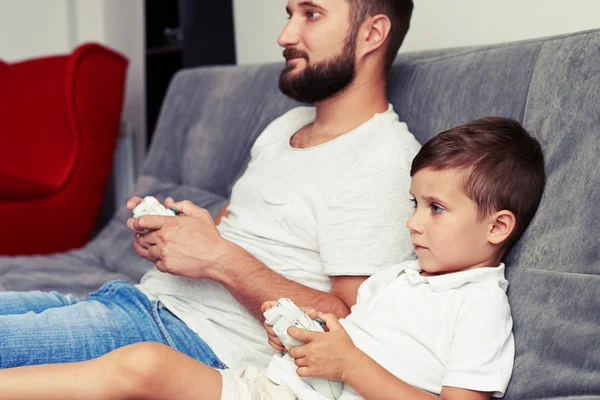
0, 0, 418, 370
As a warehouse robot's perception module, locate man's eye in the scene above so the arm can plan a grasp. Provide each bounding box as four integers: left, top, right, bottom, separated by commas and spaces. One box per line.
307, 11, 321, 19
431, 204, 443, 214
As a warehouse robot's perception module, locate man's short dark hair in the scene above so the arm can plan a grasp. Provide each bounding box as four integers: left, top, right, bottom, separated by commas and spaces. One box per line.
349, 0, 414, 71
410, 117, 546, 248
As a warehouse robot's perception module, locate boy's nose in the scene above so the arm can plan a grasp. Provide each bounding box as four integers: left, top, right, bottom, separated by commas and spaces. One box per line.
406, 213, 423, 234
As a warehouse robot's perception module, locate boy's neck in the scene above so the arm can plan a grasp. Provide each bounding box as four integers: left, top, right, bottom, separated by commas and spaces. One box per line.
419, 262, 502, 277
419, 249, 507, 277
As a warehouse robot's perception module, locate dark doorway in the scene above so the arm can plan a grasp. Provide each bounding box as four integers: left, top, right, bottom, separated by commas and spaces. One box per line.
145, 0, 236, 147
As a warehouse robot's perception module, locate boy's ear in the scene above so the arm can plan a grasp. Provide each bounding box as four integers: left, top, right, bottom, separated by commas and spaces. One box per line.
356, 14, 392, 59
487, 210, 516, 245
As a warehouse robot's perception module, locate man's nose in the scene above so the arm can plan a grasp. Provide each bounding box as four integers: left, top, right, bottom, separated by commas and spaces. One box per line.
278, 19, 300, 48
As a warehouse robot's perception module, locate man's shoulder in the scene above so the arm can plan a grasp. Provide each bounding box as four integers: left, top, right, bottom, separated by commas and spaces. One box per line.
348, 135, 418, 173
356, 113, 420, 158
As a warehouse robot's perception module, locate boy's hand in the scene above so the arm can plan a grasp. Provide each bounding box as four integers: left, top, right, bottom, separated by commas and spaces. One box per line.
261, 302, 320, 353
262, 301, 285, 352
288, 312, 363, 382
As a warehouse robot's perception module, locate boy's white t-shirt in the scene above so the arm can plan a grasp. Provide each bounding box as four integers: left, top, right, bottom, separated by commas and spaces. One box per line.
137, 105, 421, 368
266, 260, 514, 399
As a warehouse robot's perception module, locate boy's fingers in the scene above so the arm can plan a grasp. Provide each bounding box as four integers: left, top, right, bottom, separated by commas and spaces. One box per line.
288, 326, 319, 343
296, 366, 311, 378
261, 300, 278, 313
267, 333, 281, 344
301, 307, 319, 319
317, 312, 342, 331
268, 338, 285, 352
293, 356, 308, 368
288, 345, 305, 359
264, 325, 277, 338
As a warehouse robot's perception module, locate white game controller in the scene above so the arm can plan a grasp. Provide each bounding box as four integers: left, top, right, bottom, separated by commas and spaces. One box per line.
263, 298, 344, 400
132, 196, 179, 218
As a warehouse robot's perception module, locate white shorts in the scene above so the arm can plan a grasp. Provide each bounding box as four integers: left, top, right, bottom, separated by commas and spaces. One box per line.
220, 366, 298, 400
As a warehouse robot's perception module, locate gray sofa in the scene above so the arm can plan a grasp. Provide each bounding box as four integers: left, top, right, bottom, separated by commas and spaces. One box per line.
1, 29, 599, 399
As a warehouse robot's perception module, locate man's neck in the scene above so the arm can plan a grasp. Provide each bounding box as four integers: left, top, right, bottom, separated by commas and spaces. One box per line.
288, 73, 389, 149
312, 77, 389, 139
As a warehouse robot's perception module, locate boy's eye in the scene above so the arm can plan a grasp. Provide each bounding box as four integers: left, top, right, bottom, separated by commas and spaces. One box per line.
431, 204, 443, 214
409, 197, 417, 208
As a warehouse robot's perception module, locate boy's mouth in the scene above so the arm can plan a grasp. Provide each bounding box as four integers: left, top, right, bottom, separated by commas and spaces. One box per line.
413, 243, 428, 251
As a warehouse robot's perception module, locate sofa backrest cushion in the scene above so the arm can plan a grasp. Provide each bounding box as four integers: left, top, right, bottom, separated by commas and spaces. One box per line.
140, 29, 599, 399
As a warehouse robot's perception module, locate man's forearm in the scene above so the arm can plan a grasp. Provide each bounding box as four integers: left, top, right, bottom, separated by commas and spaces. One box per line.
207, 244, 351, 321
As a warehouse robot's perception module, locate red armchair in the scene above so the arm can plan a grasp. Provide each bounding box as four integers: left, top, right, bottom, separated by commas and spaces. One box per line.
0, 43, 129, 255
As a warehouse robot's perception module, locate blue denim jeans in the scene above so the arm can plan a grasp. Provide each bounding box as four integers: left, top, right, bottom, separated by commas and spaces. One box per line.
0, 280, 227, 369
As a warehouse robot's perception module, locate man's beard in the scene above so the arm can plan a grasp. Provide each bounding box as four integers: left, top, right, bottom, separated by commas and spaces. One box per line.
279, 35, 357, 104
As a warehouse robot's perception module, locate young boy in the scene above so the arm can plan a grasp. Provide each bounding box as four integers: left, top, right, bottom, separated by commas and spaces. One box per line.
0, 117, 545, 400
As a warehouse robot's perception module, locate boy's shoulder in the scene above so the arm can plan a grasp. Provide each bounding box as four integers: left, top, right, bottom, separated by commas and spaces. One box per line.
456, 267, 511, 323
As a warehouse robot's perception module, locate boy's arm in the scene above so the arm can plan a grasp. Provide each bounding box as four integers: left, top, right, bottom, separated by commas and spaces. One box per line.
349, 289, 513, 400
344, 352, 491, 400
288, 313, 491, 400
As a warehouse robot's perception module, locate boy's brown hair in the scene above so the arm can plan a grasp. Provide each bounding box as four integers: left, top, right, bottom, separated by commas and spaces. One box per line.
410, 117, 545, 248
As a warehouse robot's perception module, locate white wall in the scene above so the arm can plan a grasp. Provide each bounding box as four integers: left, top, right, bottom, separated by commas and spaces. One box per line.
233, 0, 600, 65
233, 0, 288, 66
0, 0, 72, 60
402, 0, 600, 53
0, 0, 146, 174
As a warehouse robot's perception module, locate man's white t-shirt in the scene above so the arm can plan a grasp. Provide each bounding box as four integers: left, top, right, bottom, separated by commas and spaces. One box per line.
266, 260, 515, 399
137, 105, 421, 368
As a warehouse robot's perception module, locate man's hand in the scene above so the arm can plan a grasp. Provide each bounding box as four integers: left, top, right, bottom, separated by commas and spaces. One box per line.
288, 312, 363, 382
126, 196, 156, 261
126, 197, 239, 278
126, 196, 144, 211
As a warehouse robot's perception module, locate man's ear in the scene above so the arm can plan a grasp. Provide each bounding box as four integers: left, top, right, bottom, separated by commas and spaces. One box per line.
488, 210, 516, 245
356, 14, 392, 59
